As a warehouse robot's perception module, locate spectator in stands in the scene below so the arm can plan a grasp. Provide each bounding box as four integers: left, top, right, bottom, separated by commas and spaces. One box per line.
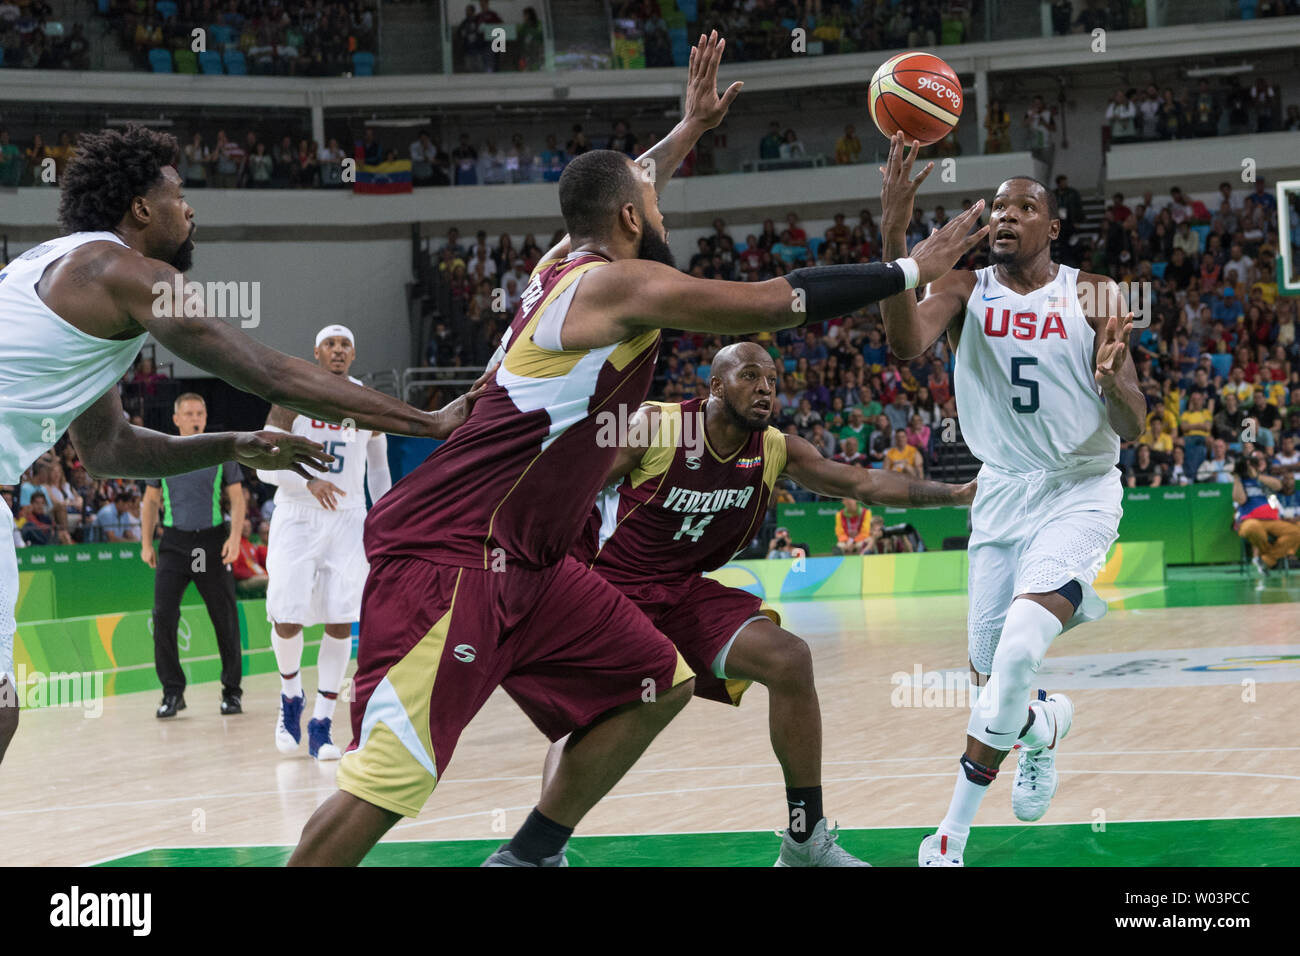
808, 422, 836, 459
1106, 88, 1138, 145
517, 6, 544, 70
1023, 94, 1057, 158
833, 435, 868, 469
834, 124, 861, 165
1191, 79, 1220, 137
607, 120, 636, 157
318, 137, 347, 186
759, 120, 783, 161
1272, 434, 1300, 477
905, 412, 932, 461
1167, 445, 1192, 485
767, 527, 796, 560
868, 413, 892, 465
1156, 88, 1185, 140
94, 486, 142, 543
833, 498, 871, 555
0, 127, 21, 187
566, 124, 590, 156
247, 141, 273, 187
18, 492, 60, 545
885, 429, 923, 477
1126, 443, 1165, 487
231, 518, 269, 597
23, 132, 51, 186
984, 99, 1011, 153
779, 129, 805, 162
1197, 437, 1235, 483
538, 134, 567, 181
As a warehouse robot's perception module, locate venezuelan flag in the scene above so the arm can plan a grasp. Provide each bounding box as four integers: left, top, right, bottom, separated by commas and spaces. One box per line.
354, 158, 413, 194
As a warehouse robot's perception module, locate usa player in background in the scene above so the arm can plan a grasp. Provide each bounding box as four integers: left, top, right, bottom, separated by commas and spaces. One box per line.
258, 326, 392, 760
876, 134, 1144, 865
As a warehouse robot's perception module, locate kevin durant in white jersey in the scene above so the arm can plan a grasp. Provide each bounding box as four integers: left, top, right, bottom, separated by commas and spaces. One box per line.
876, 138, 1146, 866
257, 326, 392, 762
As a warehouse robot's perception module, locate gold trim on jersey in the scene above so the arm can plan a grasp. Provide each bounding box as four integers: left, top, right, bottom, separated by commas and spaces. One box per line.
502, 260, 608, 380
629, 401, 681, 489
760, 427, 788, 492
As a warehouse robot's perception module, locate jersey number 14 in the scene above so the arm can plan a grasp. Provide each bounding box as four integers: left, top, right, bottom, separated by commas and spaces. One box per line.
673, 514, 713, 542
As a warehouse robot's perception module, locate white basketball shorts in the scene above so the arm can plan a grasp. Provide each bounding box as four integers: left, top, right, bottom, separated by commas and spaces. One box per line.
0, 507, 16, 684
966, 463, 1123, 673
266, 501, 368, 627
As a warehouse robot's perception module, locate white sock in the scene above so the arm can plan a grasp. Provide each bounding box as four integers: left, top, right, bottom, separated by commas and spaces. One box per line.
313, 635, 351, 721
273, 631, 304, 699
1019, 699, 1054, 750
938, 763, 995, 842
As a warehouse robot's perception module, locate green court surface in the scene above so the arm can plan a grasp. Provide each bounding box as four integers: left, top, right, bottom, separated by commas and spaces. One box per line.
1112, 565, 1300, 610
97, 817, 1299, 867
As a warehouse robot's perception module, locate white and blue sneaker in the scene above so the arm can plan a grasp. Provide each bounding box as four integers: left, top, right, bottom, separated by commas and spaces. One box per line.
775, 818, 871, 866
481, 845, 570, 867
918, 831, 964, 867
275, 693, 305, 754
307, 716, 342, 761
1012, 692, 1074, 822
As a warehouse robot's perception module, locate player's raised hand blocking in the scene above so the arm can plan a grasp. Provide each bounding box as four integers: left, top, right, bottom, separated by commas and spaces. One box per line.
685, 30, 743, 131
879, 132, 932, 238
1095, 311, 1134, 390
234, 431, 333, 479
907, 201, 989, 286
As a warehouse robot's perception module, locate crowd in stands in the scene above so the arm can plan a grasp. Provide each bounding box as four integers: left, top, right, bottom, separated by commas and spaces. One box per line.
105, 0, 377, 74
0, 1, 90, 69
452, 0, 544, 72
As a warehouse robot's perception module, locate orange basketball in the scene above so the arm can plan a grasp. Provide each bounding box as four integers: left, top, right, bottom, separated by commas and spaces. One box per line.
868, 51, 963, 146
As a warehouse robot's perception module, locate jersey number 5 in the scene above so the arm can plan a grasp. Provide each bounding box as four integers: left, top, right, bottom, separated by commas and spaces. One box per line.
673, 513, 713, 542
326, 441, 347, 474
1010, 357, 1040, 414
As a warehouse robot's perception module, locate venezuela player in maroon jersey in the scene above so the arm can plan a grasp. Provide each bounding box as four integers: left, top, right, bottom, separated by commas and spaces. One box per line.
548, 342, 975, 865
289, 33, 988, 866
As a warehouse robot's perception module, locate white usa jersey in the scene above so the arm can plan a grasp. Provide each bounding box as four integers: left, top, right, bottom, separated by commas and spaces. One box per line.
953, 265, 1118, 475
0, 232, 147, 483
272, 377, 390, 510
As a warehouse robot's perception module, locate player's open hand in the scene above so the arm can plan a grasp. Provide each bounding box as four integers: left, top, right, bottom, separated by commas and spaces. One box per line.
307, 478, 347, 511
685, 30, 742, 131
430, 362, 497, 440
1095, 312, 1134, 391
879, 132, 932, 238
234, 431, 332, 479
953, 479, 977, 506
908, 201, 989, 286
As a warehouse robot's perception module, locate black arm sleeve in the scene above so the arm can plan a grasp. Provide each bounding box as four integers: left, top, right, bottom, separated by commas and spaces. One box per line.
785, 262, 908, 326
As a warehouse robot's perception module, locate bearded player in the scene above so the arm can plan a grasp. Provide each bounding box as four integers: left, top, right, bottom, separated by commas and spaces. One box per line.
257, 325, 392, 761
540, 341, 975, 866
876, 134, 1143, 866
0, 126, 480, 768
288, 32, 988, 866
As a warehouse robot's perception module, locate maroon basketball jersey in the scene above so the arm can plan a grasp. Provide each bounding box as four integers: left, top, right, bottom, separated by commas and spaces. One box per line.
366, 252, 661, 570
582, 398, 788, 585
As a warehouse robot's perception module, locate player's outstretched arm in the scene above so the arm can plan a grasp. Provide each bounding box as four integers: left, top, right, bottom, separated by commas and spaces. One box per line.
782, 434, 976, 506
569, 209, 985, 347
108, 256, 485, 440
68, 386, 333, 481
878, 133, 980, 359
535, 30, 741, 268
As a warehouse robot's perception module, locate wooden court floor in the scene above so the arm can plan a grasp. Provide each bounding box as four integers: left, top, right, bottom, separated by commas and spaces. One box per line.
2, 572, 1297, 866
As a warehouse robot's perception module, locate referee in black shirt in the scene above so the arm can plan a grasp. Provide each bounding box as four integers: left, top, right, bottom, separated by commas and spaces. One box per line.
141, 393, 247, 718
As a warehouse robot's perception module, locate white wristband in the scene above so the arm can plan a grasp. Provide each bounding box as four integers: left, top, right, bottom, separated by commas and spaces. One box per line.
896, 258, 921, 290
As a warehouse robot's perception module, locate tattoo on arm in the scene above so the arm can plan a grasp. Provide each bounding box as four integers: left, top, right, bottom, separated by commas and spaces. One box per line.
907, 480, 960, 507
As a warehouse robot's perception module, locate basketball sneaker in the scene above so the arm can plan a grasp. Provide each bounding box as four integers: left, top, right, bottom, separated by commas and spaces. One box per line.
275, 692, 305, 754
774, 818, 870, 866
307, 717, 342, 760
480, 845, 570, 867
1012, 692, 1074, 822
917, 831, 964, 866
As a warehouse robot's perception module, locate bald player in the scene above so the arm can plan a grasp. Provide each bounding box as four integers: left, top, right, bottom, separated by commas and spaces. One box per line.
257, 325, 392, 761
877, 135, 1143, 865
543, 341, 975, 866
288, 32, 988, 867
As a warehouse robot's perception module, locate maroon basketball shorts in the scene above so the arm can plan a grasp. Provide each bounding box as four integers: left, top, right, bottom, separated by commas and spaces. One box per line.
603, 572, 781, 706
336, 554, 692, 818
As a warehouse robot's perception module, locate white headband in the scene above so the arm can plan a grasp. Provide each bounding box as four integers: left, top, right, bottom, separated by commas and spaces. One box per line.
315, 324, 355, 349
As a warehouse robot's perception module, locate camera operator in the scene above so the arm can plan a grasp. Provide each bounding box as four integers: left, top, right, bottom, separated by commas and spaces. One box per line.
1233, 450, 1300, 575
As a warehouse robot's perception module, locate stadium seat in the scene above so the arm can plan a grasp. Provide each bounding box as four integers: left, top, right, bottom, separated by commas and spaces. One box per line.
677, 0, 698, 19
173, 49, 198, 74
1191, 224, 1211, 251
1150, 261, 1167, 278
222, 49, 248, 75
96, 0, 109, 12
807, 237, 824, 260
199, 51, 223, 74
1210, 352, 1233, 380
148, 48, 174, 73
156, 0, 178, 18
352, 51, 375, 76
209, 24, 234, 47
784, 358, 797, 372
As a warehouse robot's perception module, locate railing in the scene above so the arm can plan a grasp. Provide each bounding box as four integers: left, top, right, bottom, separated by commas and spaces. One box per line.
401, 366, 487, 405
358, 368, 403, 397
